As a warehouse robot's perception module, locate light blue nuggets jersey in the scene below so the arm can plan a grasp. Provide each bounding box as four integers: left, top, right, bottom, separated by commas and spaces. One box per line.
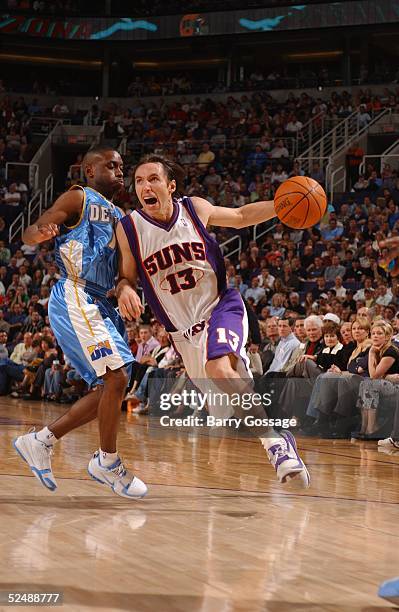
55, 186, 122, 298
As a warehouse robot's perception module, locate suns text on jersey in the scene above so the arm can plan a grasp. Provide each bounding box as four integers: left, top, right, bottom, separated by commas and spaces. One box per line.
143, 241, 205, 275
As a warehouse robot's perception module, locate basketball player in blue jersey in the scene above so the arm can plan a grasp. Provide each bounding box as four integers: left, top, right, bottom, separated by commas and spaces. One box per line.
13, 145, 147, 499
116, 154, 310, 487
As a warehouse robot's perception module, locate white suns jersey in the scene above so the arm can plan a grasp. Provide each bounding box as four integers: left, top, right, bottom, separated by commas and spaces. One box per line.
120, 196, 227, 332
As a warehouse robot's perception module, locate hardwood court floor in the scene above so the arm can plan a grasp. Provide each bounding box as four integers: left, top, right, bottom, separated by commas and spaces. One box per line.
1, 397, 399, 612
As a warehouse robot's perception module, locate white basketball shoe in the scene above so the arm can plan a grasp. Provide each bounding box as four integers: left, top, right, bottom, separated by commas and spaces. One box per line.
378, 437, 399, 449
13, 432, 57, 491
261, 431, 310, 488
87, 451, 148, 499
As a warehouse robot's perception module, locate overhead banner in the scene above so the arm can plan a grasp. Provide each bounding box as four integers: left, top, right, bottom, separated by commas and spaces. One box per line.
0, 1, 397, 41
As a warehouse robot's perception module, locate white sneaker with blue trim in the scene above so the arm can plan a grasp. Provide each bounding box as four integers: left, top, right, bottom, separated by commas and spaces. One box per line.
261, 431, 310, 488
13, 432, 57, 491
87, 451, 148, 499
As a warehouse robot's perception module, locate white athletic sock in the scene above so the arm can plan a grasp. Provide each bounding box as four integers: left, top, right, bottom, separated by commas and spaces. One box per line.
36, 426, 58, 446
99, 449, 119, 468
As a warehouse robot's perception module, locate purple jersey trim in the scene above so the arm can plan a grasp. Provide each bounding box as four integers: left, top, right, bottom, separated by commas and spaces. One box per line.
120, 215, 177, 332
136, 200, 179, 232
180, 196, 227, 296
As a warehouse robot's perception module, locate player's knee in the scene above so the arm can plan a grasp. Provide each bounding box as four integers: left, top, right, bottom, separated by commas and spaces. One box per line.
103, 367, 129, 392
205, 358, 234, 380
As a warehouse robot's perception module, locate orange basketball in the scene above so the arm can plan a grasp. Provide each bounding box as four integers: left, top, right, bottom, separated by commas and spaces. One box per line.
274, 176, 327, 229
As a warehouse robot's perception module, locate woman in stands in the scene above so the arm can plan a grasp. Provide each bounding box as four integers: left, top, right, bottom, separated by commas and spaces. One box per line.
278, 319, 347, 424
356, 319, 399, 439
304, 316, 372, 438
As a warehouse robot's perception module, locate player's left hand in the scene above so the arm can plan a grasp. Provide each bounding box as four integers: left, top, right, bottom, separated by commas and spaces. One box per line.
38, 223, 59, 240
118, 285, 144, 321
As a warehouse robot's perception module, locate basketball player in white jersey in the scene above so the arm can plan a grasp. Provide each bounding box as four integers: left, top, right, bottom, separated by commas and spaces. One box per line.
116, 155, 310, 487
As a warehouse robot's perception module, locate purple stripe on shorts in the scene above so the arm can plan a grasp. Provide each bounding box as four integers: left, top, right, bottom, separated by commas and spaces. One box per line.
120, 215, 177, 332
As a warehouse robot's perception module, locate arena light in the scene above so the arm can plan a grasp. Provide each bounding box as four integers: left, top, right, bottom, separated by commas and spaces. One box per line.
284, 50, 343, 61
133, 58, 225, 68
0, 53, 102, 68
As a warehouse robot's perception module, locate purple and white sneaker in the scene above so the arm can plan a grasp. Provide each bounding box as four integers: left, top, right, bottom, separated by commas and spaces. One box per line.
261, 431, 310, 488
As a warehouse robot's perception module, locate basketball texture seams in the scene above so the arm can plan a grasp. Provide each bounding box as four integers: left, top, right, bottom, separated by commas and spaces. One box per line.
274, 176, 327, 229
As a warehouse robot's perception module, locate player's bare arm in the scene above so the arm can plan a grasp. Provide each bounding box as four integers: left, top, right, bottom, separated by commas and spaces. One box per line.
191, 195, 276, 229
22, 189, 84, 245
115, 221, 143, 321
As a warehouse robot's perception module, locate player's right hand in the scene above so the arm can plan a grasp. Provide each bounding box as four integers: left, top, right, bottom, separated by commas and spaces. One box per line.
38, 223, 59, 239
118, 286, 144, 321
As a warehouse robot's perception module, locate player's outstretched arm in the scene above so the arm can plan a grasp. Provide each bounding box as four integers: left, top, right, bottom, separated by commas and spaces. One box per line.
191, 195, 276, 229
22, 189, 84, 245
115, 222, 144, 321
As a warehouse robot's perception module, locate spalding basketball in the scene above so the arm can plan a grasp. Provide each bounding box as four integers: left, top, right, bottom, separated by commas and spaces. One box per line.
274, 176, 327, 229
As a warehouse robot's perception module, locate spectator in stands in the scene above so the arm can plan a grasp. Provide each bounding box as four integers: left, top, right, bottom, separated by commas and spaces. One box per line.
245, 277, 265, 305
375, 283, 393, 307
41, 264, 60, 286
286, 114, 303, 135
0, 240, 10, 266
270, 139, 289, 159
135, 325, 160, 363
10, 332, 34, 365
246, 145, 267, 177
358, 104, 372, 128
2, 182, 22, 220
269, 293, 286, 318
103, 115, 124, 147
52, 99, 69, 116
346, 141, 364, 188
7, 303, 25, 340
324, 255, 346, 282
196, 143, 215, 169
294, 318, 307, 343
21, 309, 44, 335
321, 217, 344, 241
264, 317, 300, 375
357, 320, 399, 438
279, 320, 345, 423
0, 331, 9, 359
304, 316, 371, 437
333, 276, 347, 299
203, 166, 222, 190
43, 359, 64, 402
287, 292, 306, 315
310, 162, 325, 186
260, 317, 279, 372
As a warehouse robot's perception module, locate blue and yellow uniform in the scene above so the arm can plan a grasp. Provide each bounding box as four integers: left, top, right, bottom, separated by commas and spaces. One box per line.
48, 185, 133, 385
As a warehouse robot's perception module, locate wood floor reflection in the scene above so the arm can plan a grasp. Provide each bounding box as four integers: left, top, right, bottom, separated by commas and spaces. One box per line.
0, 398, 397, 611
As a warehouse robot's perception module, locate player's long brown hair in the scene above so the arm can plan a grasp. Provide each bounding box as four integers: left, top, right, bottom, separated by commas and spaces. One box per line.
133, 154, 185, 196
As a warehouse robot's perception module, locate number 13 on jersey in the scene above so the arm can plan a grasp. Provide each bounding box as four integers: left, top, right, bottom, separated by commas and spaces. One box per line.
216, 327, 240, 351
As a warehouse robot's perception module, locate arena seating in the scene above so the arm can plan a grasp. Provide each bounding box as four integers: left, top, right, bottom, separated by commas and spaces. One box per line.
2, 82, 399, 443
